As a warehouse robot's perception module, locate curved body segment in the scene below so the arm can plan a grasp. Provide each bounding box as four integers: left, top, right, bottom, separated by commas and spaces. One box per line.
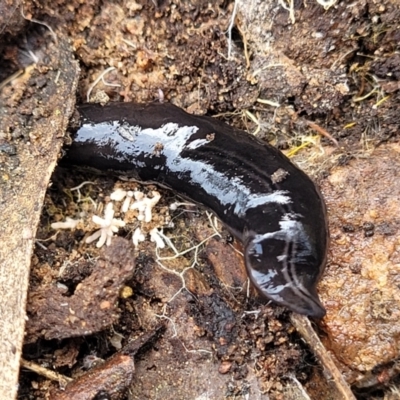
66, 102, 329, 318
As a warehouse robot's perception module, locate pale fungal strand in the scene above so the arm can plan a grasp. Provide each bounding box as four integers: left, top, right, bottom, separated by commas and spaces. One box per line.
110, 188, 127, 201
51, 217, 81, 230
316, 0, 337, 10
149, 228, 165, 249
169, 201, 195, 211
86, 203, 126, 248
122, 190, 134, 213
132, 227, 145, 246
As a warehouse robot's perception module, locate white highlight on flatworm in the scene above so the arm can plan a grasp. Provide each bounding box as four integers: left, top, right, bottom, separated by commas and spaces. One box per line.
247, 212, 316, 306
109, 122, 293, 216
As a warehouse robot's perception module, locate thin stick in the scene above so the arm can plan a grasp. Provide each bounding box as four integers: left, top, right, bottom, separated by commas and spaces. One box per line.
227, 0, 239, 59
305, 120, 339, 147
290, 314, 356, 400
236, 23, 250, 69
20, 358, 72, 387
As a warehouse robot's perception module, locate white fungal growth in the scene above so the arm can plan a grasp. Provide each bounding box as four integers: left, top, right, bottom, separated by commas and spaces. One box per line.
132, 227, 146, 246
316, 0, 337, 10
121, 190, 134, 213
134, 191, 144, 201
51, 217, 81, 230
52, 184, 167, 249
110, 188, 127, 201
150, 228, 165, 249
169, 201, 195, 211
86, 203, 126, 248
130, 191, 161, 223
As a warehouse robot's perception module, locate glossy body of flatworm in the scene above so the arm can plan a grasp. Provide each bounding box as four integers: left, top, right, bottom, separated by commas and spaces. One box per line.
66, 102, 329, 318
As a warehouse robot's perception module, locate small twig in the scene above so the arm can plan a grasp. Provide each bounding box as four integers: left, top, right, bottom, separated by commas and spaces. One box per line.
0, 65, 35, 90
35, 232, 59, 245
227, 0, 239, 59
287, 374, 312, 400
35, 241, 48, 250
228, 243, 243, 257
236, 22, 250, 69
305, 120, 339, 147
257, 98, 280, 108
20, 358, 72, 387
290, 314, 356, 400
353, 87, 378, 102
169, 201, 196, 211
330, 48, 356, 71
343, 122, 356, 129
373, 94, 390, 109
285, 135, 320, 158
244, 110, 261, 136
0, 69, 23, 90
241, 309, 262, 318
121, 38, 138, 50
